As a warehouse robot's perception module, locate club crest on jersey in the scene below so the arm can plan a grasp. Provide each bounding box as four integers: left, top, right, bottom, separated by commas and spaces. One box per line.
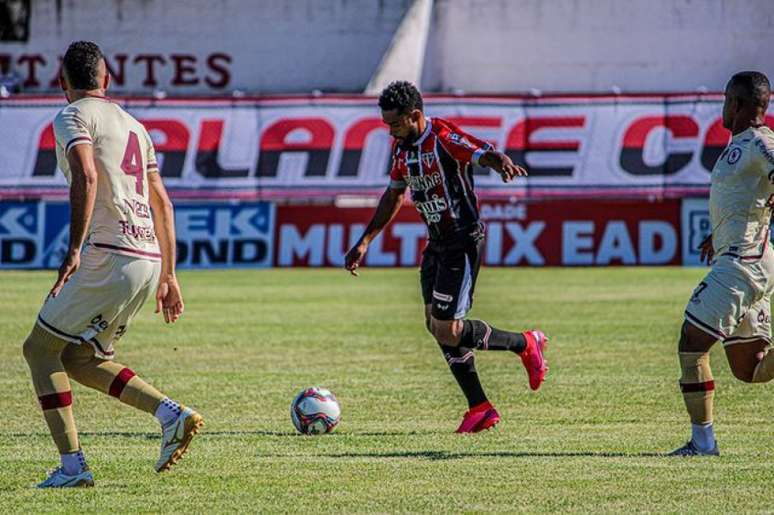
421, 151, 435, 168
727, 147, 742, 164
450, 133, 475, 150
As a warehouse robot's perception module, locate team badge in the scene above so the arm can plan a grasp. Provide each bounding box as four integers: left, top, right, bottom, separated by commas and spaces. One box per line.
421, 152, 435, 168
727, 147, 742, 164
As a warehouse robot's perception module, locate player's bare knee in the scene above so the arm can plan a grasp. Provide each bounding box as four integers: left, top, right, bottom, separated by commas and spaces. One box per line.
679, 322, 716, 353
431, 318, 463, 346
22, 334, 37, 364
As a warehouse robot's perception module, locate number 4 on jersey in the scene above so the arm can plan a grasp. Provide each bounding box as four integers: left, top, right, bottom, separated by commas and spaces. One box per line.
121, 131, 144, 195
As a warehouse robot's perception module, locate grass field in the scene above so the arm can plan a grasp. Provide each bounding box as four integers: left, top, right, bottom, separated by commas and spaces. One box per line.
1, 267, 773, 513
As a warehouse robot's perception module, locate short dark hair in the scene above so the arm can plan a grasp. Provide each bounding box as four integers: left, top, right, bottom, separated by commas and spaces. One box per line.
728, 71, 771, 109
62, 41, 104, 90
378, 81, 423, 114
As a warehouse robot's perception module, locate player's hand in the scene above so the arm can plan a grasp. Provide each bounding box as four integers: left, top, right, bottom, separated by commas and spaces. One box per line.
497, 155, 528, 182
49, 250, 80, 298
698, 234, 714, 264
156, 275, 184, 323
344, 241, 368, 277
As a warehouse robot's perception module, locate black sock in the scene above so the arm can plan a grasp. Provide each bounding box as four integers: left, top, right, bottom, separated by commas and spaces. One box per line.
439, 345, 488, 408
460, 320, 526, 353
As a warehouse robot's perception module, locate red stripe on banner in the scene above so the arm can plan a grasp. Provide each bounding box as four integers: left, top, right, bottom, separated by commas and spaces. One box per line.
109, 368, 136, 398
680, 380, 715, 393
38, 391, 72, 410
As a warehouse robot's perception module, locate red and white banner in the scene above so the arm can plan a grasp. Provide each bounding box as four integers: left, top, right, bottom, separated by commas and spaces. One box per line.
274, 199, 682, 267
2, 94, 771, 200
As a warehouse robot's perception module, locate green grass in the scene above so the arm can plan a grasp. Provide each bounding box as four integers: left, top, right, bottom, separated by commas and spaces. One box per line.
1, 267, 771, 512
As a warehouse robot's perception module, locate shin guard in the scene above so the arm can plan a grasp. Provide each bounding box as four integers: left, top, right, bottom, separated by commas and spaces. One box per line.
678, 352, 714, 425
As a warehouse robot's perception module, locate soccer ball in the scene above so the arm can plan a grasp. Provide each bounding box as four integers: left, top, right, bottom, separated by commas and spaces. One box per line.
290, 387, 341, 435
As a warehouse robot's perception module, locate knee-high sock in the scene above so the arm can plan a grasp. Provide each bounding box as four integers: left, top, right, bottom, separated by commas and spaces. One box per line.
459, 320, 526, 353
23, 326, 80, 454
62, 344, 165, 415
752, 348, 774, 383
678, 352, 714, 425
439, 345, 488, 408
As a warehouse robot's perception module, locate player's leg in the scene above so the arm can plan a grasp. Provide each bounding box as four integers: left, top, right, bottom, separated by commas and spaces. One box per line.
670, 320, 719, 456
672, 261, 754, 456
723, 295, 772, 383
429, 234, 548, 391
22, 325, 93, 487
61, 343, 166, 415
421, 245, 493, 432
96, 256, 202, 472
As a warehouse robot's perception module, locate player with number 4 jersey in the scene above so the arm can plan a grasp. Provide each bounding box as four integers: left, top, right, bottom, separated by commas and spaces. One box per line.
22, 41, 202, 488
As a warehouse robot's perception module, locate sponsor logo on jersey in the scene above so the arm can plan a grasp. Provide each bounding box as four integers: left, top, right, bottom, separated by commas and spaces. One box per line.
119, 220, 156, 241
433, 291, 454, 302
123, 199, 151, 219
415, 195, 448, 223
405, 171, 442, 192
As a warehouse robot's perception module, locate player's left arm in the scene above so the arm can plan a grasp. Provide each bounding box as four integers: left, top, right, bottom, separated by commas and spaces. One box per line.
754, 133, 774, 179
50, 144, 98, 297
440, 123, 527, 182
148, 171, 183, 324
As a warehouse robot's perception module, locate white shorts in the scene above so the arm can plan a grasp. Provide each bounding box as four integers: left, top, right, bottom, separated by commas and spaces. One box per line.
684, 248, 774, 345
37, 245, 161, 359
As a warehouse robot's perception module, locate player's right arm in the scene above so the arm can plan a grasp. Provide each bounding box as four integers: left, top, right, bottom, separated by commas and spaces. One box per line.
148, 172, 184, 323
344, 185, 405, 276
50, 105, 99, 297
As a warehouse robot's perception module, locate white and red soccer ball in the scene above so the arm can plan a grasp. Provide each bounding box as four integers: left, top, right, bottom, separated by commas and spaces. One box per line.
290, 387, 341, 435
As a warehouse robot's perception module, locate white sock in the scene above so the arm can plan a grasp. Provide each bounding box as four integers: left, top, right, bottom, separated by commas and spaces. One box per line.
154, 397, 182, 428
61, 449, 87, 475
691, 423, 716, 451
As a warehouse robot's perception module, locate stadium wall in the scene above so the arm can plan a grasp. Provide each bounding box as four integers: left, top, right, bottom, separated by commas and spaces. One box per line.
1, 0, 772, 95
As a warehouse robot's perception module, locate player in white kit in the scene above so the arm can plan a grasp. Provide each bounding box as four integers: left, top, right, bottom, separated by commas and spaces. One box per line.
22, 42, 202, 487
671, 71, 774, 456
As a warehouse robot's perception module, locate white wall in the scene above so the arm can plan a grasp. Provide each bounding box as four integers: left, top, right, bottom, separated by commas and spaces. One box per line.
423, 0, 774, 93
0, 0, 410, 94
1, 0, 772, 94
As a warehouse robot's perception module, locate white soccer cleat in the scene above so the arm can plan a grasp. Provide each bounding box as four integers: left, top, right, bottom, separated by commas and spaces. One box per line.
155, 406, 204, 472
36, 466, 94, 488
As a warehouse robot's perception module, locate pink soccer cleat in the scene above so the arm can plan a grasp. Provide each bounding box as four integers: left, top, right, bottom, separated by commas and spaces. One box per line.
455, 401, 501, 433
520, 330, 549, 391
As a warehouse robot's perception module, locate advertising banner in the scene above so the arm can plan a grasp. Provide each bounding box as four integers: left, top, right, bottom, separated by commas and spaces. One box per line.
2, 95, 771, 200
0, 201, 274, 269
275, 199, 682, 267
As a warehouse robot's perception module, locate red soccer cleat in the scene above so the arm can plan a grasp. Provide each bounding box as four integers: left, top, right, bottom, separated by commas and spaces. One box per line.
455, 401, 500, 433
520, 330, 549, 391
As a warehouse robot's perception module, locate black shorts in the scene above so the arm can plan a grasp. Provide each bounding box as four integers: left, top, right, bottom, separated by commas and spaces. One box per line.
421, 224, 485, 320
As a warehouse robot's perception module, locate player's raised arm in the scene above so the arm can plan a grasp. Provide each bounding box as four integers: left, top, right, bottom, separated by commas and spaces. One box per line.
50, 144, 98, 297
344, 185, 405, 276
148, 172, 183, 323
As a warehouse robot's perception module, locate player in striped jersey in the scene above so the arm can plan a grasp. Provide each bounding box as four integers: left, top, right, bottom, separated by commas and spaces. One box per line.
345, 81, 550, 433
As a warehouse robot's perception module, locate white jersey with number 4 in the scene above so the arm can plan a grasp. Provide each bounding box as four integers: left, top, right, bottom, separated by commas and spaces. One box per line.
709, 125, 774, 259
53, 96, 161, 261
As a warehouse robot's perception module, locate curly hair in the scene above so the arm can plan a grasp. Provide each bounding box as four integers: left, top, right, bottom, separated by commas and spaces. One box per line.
378, 81, 423, 114
62, 41, 104, 90
729, 71, 771, 109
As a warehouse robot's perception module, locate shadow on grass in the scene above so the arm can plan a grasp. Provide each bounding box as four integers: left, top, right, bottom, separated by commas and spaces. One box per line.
0, 430, 435, 439
318, 450, 665, 460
